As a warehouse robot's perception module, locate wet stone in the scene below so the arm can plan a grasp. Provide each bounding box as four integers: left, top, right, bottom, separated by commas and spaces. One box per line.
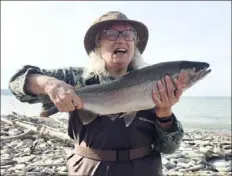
177, 158, 187, 163
58, 166, 67, 172
14, 155, 36, 163
26, 172, 42, 176
23, 147, 31, 153
1, 115, 231, 176
1, 153, 13, 160
164, 161, 176, 170
8, 129, 22, 136
165, 153, 184, 160
22, 139, 34, 147
15, 164, 26, 170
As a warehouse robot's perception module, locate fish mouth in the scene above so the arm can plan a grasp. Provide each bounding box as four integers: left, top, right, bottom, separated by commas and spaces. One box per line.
179, 62, 211, 89
180, 61, 210, 72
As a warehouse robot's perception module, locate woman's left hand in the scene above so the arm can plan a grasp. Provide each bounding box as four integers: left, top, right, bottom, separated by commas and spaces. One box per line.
152, 74, 184, 118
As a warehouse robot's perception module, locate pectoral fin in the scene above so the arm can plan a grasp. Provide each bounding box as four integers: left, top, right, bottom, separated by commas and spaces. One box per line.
77, 109, 98, 125
120, 111, 137, 127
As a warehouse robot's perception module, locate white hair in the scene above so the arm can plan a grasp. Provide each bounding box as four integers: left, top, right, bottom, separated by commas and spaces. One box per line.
82, 47, 149, 79
83, 23, 149, 79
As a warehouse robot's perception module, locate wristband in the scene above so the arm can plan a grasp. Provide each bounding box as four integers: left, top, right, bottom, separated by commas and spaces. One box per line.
156, 115, 174, 123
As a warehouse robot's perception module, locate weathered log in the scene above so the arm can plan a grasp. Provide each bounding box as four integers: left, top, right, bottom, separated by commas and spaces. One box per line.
1, 130, 32, 141
1, 118, 74, 144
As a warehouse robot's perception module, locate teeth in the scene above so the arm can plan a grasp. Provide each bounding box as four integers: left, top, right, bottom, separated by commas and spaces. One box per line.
115, 48, 127, 52
118, 48, 126, 51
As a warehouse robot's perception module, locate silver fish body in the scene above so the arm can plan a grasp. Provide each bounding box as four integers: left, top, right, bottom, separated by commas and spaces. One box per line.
40, 60, 211, 117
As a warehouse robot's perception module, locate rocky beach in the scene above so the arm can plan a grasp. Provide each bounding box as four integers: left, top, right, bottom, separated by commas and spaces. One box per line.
1, 113, 231, 176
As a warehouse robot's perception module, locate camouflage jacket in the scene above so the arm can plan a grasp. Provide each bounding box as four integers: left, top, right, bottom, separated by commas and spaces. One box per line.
8, 65, 184, 154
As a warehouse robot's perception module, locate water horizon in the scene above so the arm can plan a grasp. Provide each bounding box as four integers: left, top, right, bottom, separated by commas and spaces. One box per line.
1, 95, 231, 133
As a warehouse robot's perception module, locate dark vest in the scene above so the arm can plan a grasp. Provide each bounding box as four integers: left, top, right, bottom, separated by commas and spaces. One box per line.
67, 75, 100, 141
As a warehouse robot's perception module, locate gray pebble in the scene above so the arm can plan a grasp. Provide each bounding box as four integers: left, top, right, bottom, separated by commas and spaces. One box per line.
209, 159, 232, 172
41, 167, 54, 174
44, 150, 53, 154
24, 164, 36, 172
165, 153, 184, 160
187, 152, 205, 158
169, 159, 178, 164
15, 141, 24, 149
1, 149, 13, 154
2, 145, 11, 150
188, 160, 197, 166
39, 143, 47, 149
11, 139, 21, 146
223, 145, 232, 150
24, 147, 31, 153
162, 158, 169, 165
224, 149, 232, 157
221, 142, 231, 145
8, 129, 22, 136
179, 164, 205, 172
44, 158, 54, 165
168, 166, 184, 172
15, 155, 36, 163
194, 135, 203, 140
1, 165, 12, 169
177, 162, 190, 168
180, 147, 193, 152
58, 172, 68, 176
22, 139, 34, 147
177, 158, 186, 163
1, 159, 17, 166
26, 172, 42, 176
8, 165, 17, 172
37, 139, 45, 143
31, 166, 41, 172
167, 171, 184, 176
199, 147, 212, 154
53, 158, 64, 165
1, 169, 5, 175
1, 153, 13, 160
15, 163, 26, 170
196, 159, 206, 165
164, 161, 176, 170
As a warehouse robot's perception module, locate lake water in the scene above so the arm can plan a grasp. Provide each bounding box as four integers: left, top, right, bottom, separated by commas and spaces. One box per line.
1, 95, 231, 132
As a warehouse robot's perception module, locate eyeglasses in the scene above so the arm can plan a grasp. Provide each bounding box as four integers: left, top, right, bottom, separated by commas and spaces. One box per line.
102, 29, 137, 41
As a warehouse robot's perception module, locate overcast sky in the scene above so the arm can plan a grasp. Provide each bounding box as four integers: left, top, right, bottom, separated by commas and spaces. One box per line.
1, 1, 231, 96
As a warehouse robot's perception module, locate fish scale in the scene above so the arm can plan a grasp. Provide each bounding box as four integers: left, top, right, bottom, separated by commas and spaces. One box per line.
40, 60, 211, 118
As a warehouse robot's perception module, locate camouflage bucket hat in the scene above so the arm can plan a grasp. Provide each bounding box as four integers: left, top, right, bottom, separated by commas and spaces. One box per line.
84, 11, 149, 55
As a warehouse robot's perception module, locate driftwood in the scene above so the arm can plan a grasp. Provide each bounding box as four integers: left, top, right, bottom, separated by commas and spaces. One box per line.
1, 130, 32, 141
0, 131, 10, 136
25, 171, 68, 176
1, 159, 18, 166
30, 163, 65, 166
1, 117, 74, 144
50, 116, 68, 129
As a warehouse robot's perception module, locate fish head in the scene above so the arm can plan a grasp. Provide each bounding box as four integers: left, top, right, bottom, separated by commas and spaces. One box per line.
177, 61, 211, 91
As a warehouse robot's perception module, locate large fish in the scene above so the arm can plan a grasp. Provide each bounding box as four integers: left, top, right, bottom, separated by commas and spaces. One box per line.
40, 60, 211, 119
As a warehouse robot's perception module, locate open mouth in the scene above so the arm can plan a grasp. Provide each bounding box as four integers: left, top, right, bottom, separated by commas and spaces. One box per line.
114, 48, 127, 54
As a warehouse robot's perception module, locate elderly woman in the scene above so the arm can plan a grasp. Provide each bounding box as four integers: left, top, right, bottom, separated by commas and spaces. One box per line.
8, 11, 184, 176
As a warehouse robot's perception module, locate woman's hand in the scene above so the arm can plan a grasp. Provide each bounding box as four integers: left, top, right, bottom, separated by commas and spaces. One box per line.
152, 73, 184, 118
44, 78, 83, 113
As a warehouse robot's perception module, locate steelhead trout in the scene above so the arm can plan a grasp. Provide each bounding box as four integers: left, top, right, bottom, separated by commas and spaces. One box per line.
40, 60, 211, 117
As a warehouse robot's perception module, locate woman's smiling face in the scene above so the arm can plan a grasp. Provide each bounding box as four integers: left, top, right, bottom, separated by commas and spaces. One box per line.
98, 23, 137, 71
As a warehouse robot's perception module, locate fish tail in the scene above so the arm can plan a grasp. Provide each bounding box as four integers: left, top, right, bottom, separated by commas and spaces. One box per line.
40, 106, 59, 117
39, 96, 59, 117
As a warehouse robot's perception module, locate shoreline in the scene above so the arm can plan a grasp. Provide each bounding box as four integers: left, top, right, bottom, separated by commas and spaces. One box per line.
1, 114, 231, 176
1, 112, 230, 134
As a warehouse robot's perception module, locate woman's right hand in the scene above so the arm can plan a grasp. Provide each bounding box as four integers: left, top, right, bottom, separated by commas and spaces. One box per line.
44, 78, 83, 113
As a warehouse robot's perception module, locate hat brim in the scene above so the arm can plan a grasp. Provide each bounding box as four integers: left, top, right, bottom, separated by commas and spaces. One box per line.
84, 19, 149, 55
